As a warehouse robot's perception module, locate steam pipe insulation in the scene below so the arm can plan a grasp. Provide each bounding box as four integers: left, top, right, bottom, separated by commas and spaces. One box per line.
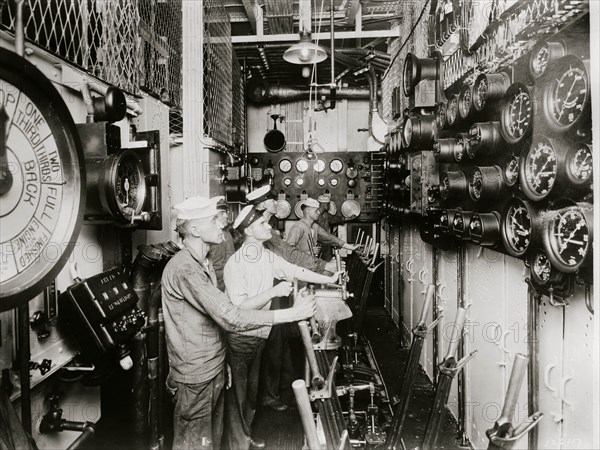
246, 82, 370, 103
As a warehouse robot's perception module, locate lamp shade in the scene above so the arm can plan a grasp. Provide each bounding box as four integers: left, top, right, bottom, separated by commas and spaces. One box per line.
283, 32, 327, 65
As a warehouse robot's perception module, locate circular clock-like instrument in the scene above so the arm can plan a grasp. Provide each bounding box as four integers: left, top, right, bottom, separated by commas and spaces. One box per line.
296, 159, 309, 173
329, 177, 339, 187
402, 115, 437, 150
541, 55, 590, 132
458, 84, 474, 120
440, 171, 468, 202
503, 156, 520, 187
454, 133, 470, 162
468, 166, 504, 202
275, 199, 291, 219
329, 158, 343, 173
446, 95, 460, 127
520, 135, 558, 201
468, 212, 501, 246
279, 158, 292, 173
433, 138, 458, 163
0, 49, 86, 311
313, 159, 326, 173
435, 102, 447, 130
467, 121, 503, 160
500, 83, 533, 144
529, 40, 566, 79
452, 210, 473, 239
501, 198, 542, 257
439, 209, 458, 231
283, 177, 292, 187
530, 250, 564, 286
473, 72, 511, 112
565, 142, 592, 188
544, 203, 592, 272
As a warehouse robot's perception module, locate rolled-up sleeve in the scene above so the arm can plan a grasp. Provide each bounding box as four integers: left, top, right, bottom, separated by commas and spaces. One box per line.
272, 253, 299, 281
315, 224, 345, 247
266, 234, 327, 273
223, 260, 247, 306
176, 266, 274, 331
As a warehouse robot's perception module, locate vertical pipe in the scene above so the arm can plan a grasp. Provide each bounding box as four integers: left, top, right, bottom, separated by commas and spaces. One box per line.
432, 248, 439, 384
14, 0, 25, 57
456, 242, 469, 446
528, 288, 539, 449
18, 302, 31, 434
292, 380, 321, 450
330, 0, 334, 85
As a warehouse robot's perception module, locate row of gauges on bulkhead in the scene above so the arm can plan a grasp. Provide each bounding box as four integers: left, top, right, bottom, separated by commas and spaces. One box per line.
273, 157, 361, 189
436, 197, 593, 274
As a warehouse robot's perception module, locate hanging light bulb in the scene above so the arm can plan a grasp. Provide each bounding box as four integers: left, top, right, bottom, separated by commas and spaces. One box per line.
302, 66, 311, 78
283, 31, 327, 65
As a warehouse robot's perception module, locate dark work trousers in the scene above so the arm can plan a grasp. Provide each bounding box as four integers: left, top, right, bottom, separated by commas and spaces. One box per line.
259, 295, 297, 406
167, 370, 225, 450
224, 334, 266, 450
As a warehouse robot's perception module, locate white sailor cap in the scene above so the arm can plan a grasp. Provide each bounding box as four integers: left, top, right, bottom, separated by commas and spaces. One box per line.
301, 198, 320, 208
233, 205, 264, 231
317, 194, 331, 204
246, 185, 276, 205
174, 196, 220, 220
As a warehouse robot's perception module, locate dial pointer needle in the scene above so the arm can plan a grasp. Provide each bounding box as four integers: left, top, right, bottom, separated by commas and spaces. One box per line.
0, 104, 13, 196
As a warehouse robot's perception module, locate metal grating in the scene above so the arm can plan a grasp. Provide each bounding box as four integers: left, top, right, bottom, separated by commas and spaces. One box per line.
232, 54, 245, 151
1, 0, 182, 107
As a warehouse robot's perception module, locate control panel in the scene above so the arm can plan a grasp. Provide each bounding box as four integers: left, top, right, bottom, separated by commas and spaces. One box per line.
247, 152, 385, 221
59, 267, 146, 369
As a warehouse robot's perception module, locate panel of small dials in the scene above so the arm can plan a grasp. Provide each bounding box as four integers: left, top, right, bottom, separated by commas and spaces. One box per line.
247, 151, 385, 222
383, 15, 593, 296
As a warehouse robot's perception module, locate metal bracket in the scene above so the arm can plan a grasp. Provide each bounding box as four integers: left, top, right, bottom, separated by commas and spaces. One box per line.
489, 412, 543, 448
309, 355, 338, 401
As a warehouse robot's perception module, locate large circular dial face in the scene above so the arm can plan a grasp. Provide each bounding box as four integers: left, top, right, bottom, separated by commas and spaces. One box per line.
543, 56, 589, 131
504, 156, 519, 187
532, 251, 552, 284
403, 117, 413, 147
329, 158, 343, 173
521, 137, 557, 200
531, 45, 550, 78
296, 159, 309, 173
446, 96, 459, 126
0, 49, 85, 310
435, 102, 447, 130
501, 83, 533, 144
279, 158, 292, 173
313, 159, 326, 173
547, 206, 590, 271
458, 85, 473, 119
566, 143, 592, 184
503, 201, 533, 256
473, 76, 488, 111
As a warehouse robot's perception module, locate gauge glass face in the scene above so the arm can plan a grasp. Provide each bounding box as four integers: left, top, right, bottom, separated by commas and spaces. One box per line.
551, 208, 589, 267
403, 117, 413, 146
454, 135, 466, 162
532, 45, 550, 77
283, 177, 292, 186
329, 159, 343, 173
296, 159, 309, 173
550, 63, 588, 127
116, 154, 143, 212
435, 103, 447, 129
532, 251, 552, 283
569, 144, 592, 182
447, 97, 458, 125
469, 168, 483, 200
453, 213, 464, 233
474, 77, 488, 110
296, 177, 304, 186
505, 157, 519, 186
440, 211, 449, 228
317, 178, 326, 187
469, 215, 483, 237
313, 160, 326, 173
506, 86, 532, 140
440, 173, 450, 200
279, 158, 292, 173
505, 203, 532, 253
330, 177, 339, 187
459, 87, 472, 118
525, 140, 557, 196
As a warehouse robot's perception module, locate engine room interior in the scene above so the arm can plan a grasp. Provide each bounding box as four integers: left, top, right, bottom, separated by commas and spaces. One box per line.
0, 1, 598, 449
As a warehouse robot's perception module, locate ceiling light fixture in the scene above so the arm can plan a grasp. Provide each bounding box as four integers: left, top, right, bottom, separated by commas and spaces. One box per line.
283, 30, 327, 65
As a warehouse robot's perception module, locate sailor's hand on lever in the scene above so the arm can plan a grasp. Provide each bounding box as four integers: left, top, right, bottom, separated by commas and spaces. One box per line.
271, 281, 293, 297
344, 243, 361, 252
328, 270, 345, 285
291, 287, 316, 321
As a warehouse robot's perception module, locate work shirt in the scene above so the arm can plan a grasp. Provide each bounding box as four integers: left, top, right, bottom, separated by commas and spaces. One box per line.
265, 232, 328, 274
286, 220, 345, 257
161, 245, 277, 384
209, 228, 236, 291
224, 243, 298, 339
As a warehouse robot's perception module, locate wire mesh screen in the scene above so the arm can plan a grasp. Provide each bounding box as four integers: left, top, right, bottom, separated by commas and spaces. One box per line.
203, 0, 233, 147
232, 54, 245, 151
1, 0, 182, 107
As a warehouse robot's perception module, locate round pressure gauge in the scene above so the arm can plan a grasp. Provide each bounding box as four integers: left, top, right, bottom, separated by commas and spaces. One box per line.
283, 177, 292, 187
452, 210, 473, 239
520, 136, 558, 201
433, 139, 456, 163
501, 198, 541, 257
541, 55, 590, 132
275, 199, 291, 219
565, 143, 592, 187
402, 117, 413, 147
0, 49, 85, 310
279, 158, 292, 173
544, 204, 592, 272
99, 150, 147, 222
468, 166, 504, 202
435, 102, 447, 130
330, 177, 339, 187
454, 133, 470, 162
439, 209, 459, 231
440, 171, 468, 202
295, 177, 304, 186
529, 40, 566, 79
317, 177, 326, 187
346, 162, 358, 180
329, 159, 343, 173
503, 156, 520, 187
458, 84, 474, 120
473, 72, 510, 112
446, 95, 459, 127
313, 160, 326, 173
296, 159, 309, 173
467, 122, 503, 160
500, 83, 533, 144
403, 115, 437, 150
468, 212, 501, 246
530, 250, 563, 286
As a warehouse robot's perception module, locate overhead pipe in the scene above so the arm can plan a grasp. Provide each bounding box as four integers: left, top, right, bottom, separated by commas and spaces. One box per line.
246, 81, 369, 103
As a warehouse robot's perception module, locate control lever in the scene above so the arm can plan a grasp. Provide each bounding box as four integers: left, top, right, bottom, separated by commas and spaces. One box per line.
295, 280, 321, 343
30, 310, 51, 339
